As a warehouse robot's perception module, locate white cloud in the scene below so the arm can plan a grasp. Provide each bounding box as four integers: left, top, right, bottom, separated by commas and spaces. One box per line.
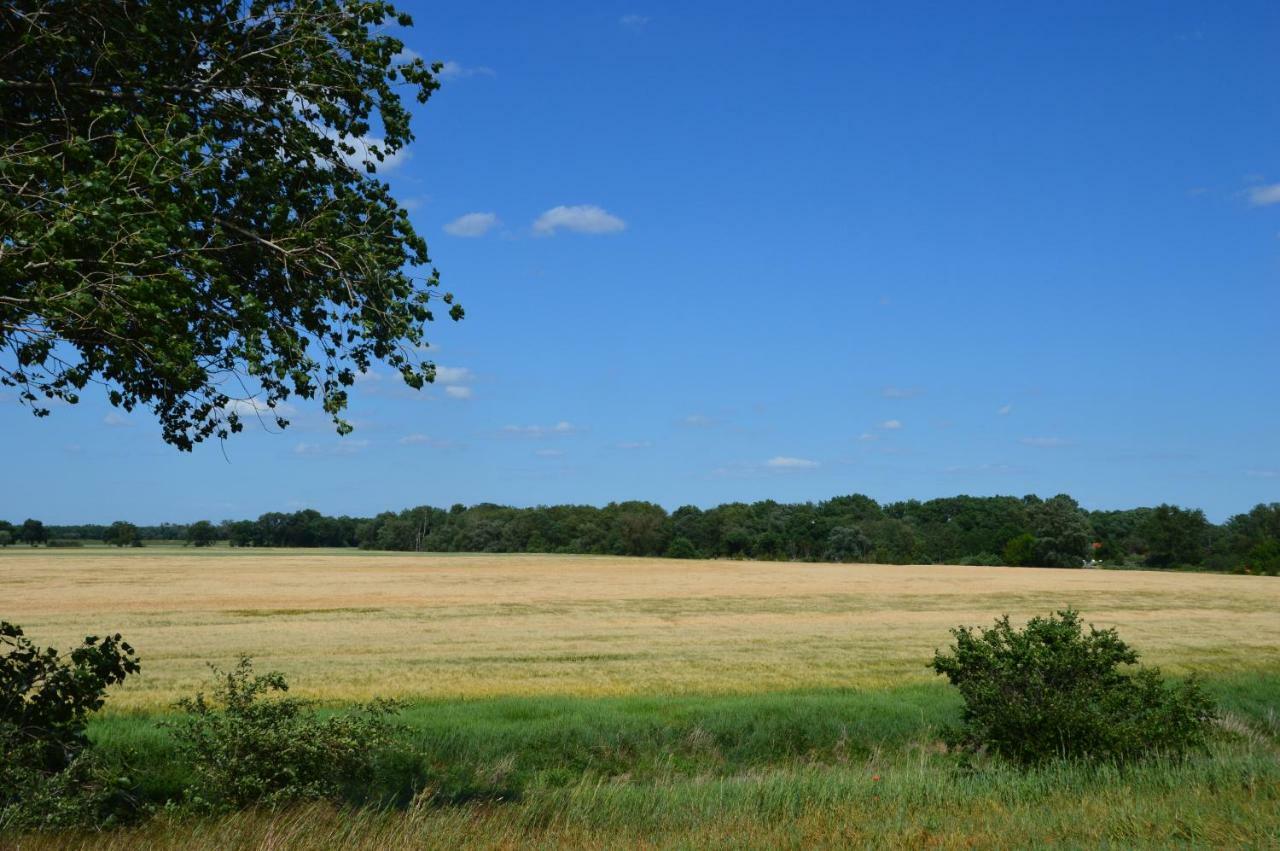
880, 419, 902, 430
434, 366, 473, 384
223, 398, 296, 417
766, 456, 819, 470
443, 212, 498, 237
445, 385, 473, 399
1247, 183, 1280, 207
1019, 436, 1072, 448
535, 448, 565, 458
103, 412, 132, 428
503, 421, 577, 438
881, 386, 922, 399
1246, 468, 1280, 479
858, 432, 878, 442
439, 61, 496, 80
620, 13, 650, 28
616, 440, 653, 449
997, 404, 1013, 416
294, 439, 369, 456
532, 205, 626, 236
681, 414, 714, 427
394, 47, 422, 64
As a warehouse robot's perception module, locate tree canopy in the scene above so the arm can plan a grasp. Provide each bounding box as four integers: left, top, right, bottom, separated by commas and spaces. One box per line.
1, 0, 461, 449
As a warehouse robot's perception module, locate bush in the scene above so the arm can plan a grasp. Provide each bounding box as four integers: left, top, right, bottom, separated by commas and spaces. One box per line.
171, 657, 401, 811
1, 621, 140, 829
665, 536, 699, 559
930, 609, 1216, 765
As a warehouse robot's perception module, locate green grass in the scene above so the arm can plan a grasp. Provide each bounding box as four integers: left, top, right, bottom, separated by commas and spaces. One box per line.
69, 673, 1280, 841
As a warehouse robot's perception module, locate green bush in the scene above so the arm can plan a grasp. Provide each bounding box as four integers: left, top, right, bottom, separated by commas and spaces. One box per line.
0, 621, 140, 830
171, 657, 401, 811
930, 609, 1216, 765
665, 536, 699, 559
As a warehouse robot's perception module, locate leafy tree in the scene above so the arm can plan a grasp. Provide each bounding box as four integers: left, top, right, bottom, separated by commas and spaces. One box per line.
824, 526, 871, 562
1002, 533, 1036, 567
0, 531, 10, 548
665, 536, 699, 559
102, 521, 139, 548
1028, 495, 1091, 567
186, 520, 217, 548
1139, 504, 1209, 568
1, 0, 462, 450
20, 519, 47, 547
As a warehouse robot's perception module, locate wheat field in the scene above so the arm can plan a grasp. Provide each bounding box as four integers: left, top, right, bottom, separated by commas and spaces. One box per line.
3, 548, 1277, 710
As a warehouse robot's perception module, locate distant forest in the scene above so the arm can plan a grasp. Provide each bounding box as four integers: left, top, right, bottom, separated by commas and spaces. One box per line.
5, 495, 1279, 575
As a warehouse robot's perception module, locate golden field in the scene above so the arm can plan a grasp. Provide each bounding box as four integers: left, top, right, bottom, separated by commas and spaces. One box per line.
3, 548, 1278, 709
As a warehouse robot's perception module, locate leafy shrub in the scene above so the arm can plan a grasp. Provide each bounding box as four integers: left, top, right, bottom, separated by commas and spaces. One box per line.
1002, 533, 1036, 567
665, 536, 699, 559
930, 609, 1216, 765
171, 657, 401, 811
1, 621, 140, 829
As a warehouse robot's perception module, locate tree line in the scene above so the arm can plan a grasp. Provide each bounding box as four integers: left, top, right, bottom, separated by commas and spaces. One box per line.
4, 495, 1278, 574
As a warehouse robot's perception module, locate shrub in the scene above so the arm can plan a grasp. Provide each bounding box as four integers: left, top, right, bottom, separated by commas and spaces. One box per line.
171, 657, 401, 811
930, 609, 1216, 765
1, 621, 140, 829
665, 536, 699, 559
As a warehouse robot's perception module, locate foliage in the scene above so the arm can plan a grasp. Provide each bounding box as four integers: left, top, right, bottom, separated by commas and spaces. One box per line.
824, 526, 870, 562
1, 0, 462, 449
0, 531, 10, 547
1027, 495, 1091, 567
1002, 533, 1036, 567
12, 495, 1280, 574
931, 609, 1216, 765
1, 622, 140, 829
103, 522, 139, 548
665, 536, 699, 559
171, 658, 400, 812
1140, 504, 1210, 568
21, 519, 47, 546
185, 521, 217, 548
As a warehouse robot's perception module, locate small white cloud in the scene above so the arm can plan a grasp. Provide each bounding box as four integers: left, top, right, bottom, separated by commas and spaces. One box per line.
532, 204, 626, 236
399, 434, 454, 448
1019, 436, 1072, 448
103, 412, 132, 428
681, 414, 714, 427
858, 432, 878, 442
1246, 468, 1280, 479
434, 366, 473, 384
445, 386, 473, 399
1247, 183, 1280, 207
503, 421, 577, 438
224, 398, 296, 417
881, 386, 922, 399
353, 369, 383, 384
438, 61, 496, 79
294, 439, 369, 456
998, 404, 1013, 416
766, 456, 819, 470
394, 47, 423, 64
620, 13, 650, 28
616, 440, 653, 449
535, 448, 565, 458
443, 212, 499, 237
880, 419, 902, 430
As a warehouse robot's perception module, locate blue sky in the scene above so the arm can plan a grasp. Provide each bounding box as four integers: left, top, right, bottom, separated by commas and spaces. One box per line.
3, 0, 1279, 524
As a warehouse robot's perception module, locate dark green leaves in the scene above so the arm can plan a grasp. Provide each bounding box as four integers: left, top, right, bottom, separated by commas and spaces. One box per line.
1, 0, 462, 449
